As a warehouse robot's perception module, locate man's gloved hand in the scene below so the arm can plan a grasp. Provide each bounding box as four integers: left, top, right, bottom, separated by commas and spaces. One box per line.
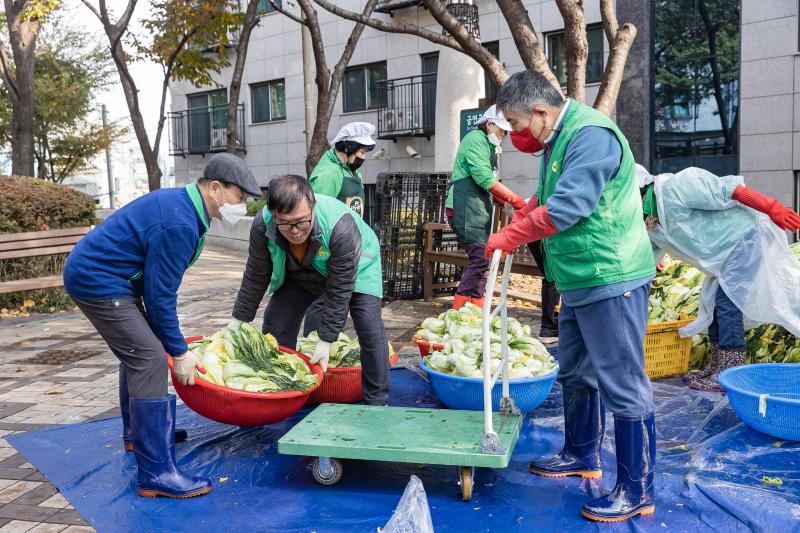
656, 261, 665, 272
486, 205, 559, 259
489, 181, 525, 210
512, 196, 538, 224
310, 340, 332, 372
732, 185, 800, 231
172, 351, 206, 386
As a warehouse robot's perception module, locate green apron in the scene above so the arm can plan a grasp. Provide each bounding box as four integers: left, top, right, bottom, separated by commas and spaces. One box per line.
337, 173, 365, 218
449, 131, 498, 244
309, 149, 365, 218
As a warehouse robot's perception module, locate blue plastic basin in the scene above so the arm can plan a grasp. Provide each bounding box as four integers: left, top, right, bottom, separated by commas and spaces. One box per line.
718, 363, 800, 441
419, 359, 557, 412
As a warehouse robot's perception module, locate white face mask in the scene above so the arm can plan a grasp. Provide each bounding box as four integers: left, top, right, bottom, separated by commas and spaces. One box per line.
487, 132, 502, 147
213, 186, 247, 225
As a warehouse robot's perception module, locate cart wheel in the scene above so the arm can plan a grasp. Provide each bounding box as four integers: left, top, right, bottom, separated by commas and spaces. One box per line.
311, 457, 343, 486
459, 466, 474, 501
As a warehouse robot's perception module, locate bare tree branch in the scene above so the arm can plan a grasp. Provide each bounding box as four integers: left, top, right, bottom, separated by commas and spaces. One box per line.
297, 0, 330, 94
312, 0, 463, 52
555, 0, 588, 103
0, 42, 19, 100
600, 0, 619, 42
269, 0, 305, 26
495, 0, 562, 94
593, 22, 636, 116
79, 0, 102, 21
227, 0, 262, 152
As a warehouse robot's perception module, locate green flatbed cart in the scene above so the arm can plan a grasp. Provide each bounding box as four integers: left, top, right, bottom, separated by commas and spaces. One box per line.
278, 251, 523, 500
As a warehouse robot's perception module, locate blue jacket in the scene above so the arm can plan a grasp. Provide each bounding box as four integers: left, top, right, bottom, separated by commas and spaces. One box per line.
64, 187, 209, 356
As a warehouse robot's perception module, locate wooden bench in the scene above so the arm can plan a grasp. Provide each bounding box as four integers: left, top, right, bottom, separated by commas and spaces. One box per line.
422, 222, 543, 301
0, 227, 92, 294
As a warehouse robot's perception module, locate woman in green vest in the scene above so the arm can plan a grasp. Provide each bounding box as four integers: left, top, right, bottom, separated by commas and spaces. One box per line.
231, 175, 390, 405
309, 122, 376, 218
446, 105, 525, 309
493, 71, 657, 523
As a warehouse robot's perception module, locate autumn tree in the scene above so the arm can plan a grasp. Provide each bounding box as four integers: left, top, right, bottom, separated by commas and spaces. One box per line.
269, 0, 378, 174
0, 12, 126, 182
81, 0, 242, 190
0, 0, 60, 177
312, 0, 637, 117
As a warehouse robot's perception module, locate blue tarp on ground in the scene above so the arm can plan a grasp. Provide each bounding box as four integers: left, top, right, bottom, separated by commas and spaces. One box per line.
9, 368, 800, 533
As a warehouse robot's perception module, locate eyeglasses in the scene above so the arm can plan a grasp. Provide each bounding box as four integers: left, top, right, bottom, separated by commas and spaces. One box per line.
276, 219, 312, 231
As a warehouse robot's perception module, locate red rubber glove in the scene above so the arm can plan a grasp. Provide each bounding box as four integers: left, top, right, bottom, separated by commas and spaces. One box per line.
489, 181, 526, 210
656, 261, 665, 272
486, 205, 558, 259
733, 185, 800, 231
511, 196, 539, 224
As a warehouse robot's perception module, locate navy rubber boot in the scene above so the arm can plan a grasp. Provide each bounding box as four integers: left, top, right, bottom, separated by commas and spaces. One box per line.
130, 395, 211, 498
531, 386, 604, 479
120, 365, 186, 452
581, 413, 656, 522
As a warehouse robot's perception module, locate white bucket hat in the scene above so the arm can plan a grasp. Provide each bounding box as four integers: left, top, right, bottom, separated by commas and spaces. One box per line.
476, 105, 512, 131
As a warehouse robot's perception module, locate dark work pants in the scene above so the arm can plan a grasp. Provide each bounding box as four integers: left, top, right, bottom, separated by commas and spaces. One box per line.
527, 241, 560, 335
447, 215, 491, 298
74, 297, 168, 398
707, 288, 745, 349
556, 283, 653, 417
263, 280, 390, 405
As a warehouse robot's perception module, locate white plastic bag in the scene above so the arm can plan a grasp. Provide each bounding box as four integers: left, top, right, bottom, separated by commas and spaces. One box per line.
381, 475, 434, 533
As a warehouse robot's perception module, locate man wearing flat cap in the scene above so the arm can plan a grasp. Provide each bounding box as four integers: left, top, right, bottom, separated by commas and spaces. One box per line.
64, 153, 261, 500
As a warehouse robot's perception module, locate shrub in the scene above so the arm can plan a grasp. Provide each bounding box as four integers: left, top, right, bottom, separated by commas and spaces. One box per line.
0, 175, 96, 312
246, 198, 266, 217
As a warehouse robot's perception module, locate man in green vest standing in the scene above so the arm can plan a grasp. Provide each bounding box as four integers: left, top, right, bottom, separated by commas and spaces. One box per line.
231, 175, 389, 405
492, 71, 657, 523
309, 122, 376, 218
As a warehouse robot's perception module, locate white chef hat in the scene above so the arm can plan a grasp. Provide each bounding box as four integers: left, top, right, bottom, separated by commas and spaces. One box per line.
476, 105, 512, 131
331, 122, 377, 147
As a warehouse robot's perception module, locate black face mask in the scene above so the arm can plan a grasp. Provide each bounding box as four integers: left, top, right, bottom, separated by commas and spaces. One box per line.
347, 156, 365, 172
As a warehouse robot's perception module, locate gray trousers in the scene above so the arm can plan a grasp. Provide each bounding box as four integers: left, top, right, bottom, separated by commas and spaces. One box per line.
263, 280, 390, 405
74, 297, 168, 398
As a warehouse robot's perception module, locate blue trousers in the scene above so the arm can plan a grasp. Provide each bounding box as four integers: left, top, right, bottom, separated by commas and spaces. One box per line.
557, 283, 653, 417
707, 288, 745, 349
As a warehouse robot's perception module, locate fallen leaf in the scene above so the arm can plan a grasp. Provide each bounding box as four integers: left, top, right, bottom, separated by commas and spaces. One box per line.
772, 441, 784, 448
45, 390, 63, 395
218, 476, 228, 483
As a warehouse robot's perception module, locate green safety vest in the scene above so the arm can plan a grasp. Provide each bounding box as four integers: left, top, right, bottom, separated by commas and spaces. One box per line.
127, 184, 208, 283
446, 129, 498, 244
263, 194, 383, 298
309, 148, 366, 218
538, 101, 655, 292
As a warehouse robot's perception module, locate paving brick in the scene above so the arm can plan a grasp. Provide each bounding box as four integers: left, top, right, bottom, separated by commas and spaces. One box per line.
0, 520, 38, 533
11, 484, 57, 507
26, 524, 67, 533
0, 484, 41, 506
34, 494, 65, 511
0, 504, 59, 523
61, 526, 94, 532
40, 511, 86, 527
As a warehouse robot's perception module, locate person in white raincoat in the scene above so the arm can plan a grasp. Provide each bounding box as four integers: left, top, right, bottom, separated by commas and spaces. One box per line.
637, 165, 800, 391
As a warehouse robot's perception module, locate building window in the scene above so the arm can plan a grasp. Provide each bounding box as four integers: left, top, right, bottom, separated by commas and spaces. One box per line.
483, 41, 500, 102
257, 0, 280, 15
186, 89, 227, 152
343, 62, 387, 113
546, 25, 604, 85
652, 0, 740, 176
251, 79, 286, 123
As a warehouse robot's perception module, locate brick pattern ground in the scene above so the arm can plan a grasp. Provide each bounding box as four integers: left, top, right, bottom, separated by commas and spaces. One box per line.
0, 248, 543, 531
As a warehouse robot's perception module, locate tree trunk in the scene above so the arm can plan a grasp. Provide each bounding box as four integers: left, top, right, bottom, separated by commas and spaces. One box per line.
593, 0, 637, 117
227, 0, 261, 153
5, 0, 39, 177
556, 0, 588, 104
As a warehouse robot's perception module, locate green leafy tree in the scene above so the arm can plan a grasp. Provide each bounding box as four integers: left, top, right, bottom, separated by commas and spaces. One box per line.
1, 12, 126, 183
81, 0, 243, 190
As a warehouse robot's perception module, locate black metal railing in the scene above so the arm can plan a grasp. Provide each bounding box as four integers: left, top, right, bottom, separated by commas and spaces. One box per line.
376, 73, 437, 140
375, 0, 423, 13
168, 104, 246, 156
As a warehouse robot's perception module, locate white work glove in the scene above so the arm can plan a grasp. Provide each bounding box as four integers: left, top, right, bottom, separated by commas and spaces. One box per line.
229, 318, 244, 328
310, 340, 332, 373
172, 351, 206, 386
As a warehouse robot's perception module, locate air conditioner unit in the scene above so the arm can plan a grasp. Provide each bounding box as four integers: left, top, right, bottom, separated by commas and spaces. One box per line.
380, 109, 397, 131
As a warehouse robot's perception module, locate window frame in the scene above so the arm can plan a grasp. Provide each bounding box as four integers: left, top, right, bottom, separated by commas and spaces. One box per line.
545, 24, 605, 86
256, 0, 281, 16
250, 79, 286, 124
343, 61, 388, 113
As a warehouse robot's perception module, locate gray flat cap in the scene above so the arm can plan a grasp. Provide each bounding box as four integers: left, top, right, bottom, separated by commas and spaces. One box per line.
203, 153, 262, 198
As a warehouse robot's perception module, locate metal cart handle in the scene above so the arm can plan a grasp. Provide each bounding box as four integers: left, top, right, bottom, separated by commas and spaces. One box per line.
481, 249, 519, 454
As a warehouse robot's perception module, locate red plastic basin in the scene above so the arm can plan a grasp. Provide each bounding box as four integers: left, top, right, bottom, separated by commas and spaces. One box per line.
307, 351, 399, 405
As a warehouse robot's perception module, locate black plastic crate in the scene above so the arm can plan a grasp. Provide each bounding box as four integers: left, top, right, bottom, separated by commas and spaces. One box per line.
376, 172, 463, 300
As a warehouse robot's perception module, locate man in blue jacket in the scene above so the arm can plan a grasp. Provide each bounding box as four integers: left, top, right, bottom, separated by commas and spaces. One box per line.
64, 153, 261, 499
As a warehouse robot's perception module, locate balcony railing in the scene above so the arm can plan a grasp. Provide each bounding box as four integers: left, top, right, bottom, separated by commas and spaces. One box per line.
375, 73, 437, 140
168, 104, 246, 156
375, 0, 423, 13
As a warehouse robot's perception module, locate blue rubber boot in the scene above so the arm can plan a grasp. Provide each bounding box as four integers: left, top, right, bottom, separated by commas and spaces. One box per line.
530, 386, 604, 478
120, 365, 186, 452
130, 395, 212, 498
581, 413, 656, 522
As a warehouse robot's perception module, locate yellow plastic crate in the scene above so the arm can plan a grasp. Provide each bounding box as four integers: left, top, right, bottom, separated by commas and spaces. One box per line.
644, 317, 694, 378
